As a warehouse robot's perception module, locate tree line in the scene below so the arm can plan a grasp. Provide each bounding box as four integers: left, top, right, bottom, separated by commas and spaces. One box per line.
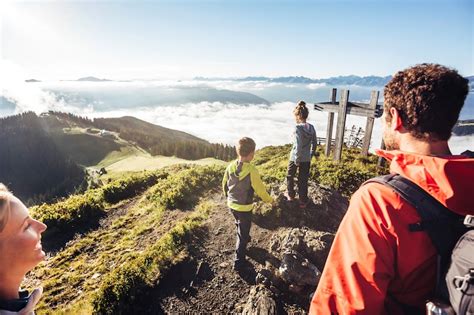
0, 112, 85, 204
49, 111, 238, 161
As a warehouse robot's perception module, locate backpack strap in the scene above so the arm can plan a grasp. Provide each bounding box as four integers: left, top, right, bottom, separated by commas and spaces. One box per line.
364, 174, 467, 300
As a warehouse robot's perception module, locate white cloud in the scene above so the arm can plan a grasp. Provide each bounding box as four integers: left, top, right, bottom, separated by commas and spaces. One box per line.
0, 60, 67, 114
83, 101, 388, 151
307, 83, 326, 90
449, 135, 474, 155
2, 77, 472, 155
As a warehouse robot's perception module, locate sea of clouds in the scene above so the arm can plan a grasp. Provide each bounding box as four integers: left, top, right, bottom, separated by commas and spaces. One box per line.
1, 59, 473, 154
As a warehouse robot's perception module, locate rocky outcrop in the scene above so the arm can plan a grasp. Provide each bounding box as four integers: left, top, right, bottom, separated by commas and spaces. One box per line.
241, 285, 278, 315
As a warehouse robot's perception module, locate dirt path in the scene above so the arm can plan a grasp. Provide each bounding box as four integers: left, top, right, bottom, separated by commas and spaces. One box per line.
155, 190, 339, 314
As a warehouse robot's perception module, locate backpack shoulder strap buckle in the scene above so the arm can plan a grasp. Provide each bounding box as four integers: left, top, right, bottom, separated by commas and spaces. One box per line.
464, 215, 474, 228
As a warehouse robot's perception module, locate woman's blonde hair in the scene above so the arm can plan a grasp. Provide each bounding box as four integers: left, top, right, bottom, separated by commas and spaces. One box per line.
0, 184, 12, 233
294, 100, 309, 121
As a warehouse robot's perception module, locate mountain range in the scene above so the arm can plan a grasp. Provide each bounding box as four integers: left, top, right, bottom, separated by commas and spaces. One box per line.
22, 74, 474, 88
196, 74, 474, 87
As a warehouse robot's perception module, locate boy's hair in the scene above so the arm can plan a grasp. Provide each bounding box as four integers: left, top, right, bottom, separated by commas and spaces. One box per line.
236, 137, 256, 157
294, 100, 309, 121
384, 63, 469, 141
0, 184, 12, 233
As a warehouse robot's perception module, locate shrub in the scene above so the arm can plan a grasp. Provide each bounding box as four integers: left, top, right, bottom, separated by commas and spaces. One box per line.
254, 144, 383, 197
30, 170, 168, 241
31, 189, 105, 237
92, 201, 213, 314
147, 165, 224, 209
102, 171, 168, 203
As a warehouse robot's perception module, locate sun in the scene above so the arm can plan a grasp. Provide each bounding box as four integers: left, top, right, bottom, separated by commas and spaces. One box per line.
0, 1, 14, 17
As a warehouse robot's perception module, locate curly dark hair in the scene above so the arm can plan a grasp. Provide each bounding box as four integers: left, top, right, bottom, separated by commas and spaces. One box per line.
384, 63, 469, 141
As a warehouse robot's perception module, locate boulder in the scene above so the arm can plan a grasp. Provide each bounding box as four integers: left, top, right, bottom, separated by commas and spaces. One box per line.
278, 251, 320, 287
241, 285, 277, 315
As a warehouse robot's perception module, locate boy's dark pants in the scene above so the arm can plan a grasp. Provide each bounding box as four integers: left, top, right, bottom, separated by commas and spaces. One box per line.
230, 209, 252, 264
287, 161, 310, 202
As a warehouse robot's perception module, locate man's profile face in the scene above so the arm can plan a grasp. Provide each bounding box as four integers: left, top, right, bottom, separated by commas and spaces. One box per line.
382, 109, 400, 150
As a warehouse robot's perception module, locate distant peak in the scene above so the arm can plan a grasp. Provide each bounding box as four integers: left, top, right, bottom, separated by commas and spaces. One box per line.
76, 76, 111, 82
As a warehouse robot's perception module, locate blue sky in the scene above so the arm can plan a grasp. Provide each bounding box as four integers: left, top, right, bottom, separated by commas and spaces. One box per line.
1, 0, 472, 80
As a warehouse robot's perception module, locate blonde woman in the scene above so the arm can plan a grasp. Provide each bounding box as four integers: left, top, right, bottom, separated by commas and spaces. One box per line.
0, 184, 46, 315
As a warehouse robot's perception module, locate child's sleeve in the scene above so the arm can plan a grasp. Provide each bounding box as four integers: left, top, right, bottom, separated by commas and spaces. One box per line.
222, 166, 229, 197
295, 127, 303, 162
311, 125, 318, 156
250, 166, 273, 203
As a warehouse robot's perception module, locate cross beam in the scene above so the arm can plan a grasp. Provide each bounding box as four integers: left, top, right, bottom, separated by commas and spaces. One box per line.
315, 88, 382, 161
314, 102, 383, 118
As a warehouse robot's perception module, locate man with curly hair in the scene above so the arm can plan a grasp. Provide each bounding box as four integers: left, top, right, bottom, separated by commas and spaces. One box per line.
309, 64, 474, 314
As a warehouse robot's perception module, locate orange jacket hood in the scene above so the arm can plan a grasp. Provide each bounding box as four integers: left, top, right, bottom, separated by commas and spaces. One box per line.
376, 149, 474, 216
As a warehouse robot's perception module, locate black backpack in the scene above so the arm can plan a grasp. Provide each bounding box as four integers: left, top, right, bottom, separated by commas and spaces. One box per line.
365, 174, 474, 314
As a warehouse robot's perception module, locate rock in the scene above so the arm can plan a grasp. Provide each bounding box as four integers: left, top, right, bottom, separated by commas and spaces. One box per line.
269, 234, 281, 252
91, 273, 101, 280
241, 285, 277, 315
255, 268, 287, 296
303, 230, 326, 253
234, 304, 244, 313
278, 251, 321, 287
219, 262, 229, 268
288, 284, 305, 294
282, 228, 307, 253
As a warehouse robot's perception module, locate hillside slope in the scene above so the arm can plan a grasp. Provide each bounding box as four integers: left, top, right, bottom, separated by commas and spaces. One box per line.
0, 112, 85, 204
0, 112, 235, 203
23, 145, 382, 314
45, 112, 237, 162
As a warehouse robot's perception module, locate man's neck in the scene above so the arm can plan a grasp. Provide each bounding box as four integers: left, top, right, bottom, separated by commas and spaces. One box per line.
399, 137, 452, 156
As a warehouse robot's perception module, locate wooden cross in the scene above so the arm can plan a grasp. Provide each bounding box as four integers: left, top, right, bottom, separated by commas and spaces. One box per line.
314, 88, 382, 162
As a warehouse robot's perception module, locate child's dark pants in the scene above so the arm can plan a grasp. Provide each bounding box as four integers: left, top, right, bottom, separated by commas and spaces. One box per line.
230, 209, 252, 265
287, 161, 310, 202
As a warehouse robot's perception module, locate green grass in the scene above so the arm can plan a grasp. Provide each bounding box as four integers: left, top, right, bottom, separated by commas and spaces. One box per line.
92, 200, 215, 314
28, 165, 223, 314
254, 144, 386, 197
94, 145, 148, 169
49, 121, 228, 178
30, 170, 168, 241
102, 153, 226, 173
26, 144, 384, 314
50, 132, 123, 166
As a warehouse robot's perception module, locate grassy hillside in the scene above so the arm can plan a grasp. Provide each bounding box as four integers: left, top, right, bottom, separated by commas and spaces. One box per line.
1, 111, 235, 203
103, 154, 227, 173
255, 144, 385, 197
23, 144, 383, 314
94, 116, 207, 144
26, 165, 224, 314
0, 112, 85, 204
48, 112, 237, 161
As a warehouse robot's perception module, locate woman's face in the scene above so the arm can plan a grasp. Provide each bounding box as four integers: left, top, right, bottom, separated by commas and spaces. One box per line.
0, 197, 47, 275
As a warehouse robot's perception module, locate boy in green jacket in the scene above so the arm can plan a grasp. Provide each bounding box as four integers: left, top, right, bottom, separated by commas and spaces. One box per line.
222, 137, 273, 270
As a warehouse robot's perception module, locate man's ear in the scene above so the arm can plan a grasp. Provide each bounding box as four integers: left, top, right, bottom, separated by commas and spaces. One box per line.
389, 107, 403, 131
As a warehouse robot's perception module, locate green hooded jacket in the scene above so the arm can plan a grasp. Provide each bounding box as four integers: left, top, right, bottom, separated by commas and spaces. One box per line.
222, 160, 273, 211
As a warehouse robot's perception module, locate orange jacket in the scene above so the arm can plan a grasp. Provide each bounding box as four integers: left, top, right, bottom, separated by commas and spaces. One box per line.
309, 150, 474, 314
